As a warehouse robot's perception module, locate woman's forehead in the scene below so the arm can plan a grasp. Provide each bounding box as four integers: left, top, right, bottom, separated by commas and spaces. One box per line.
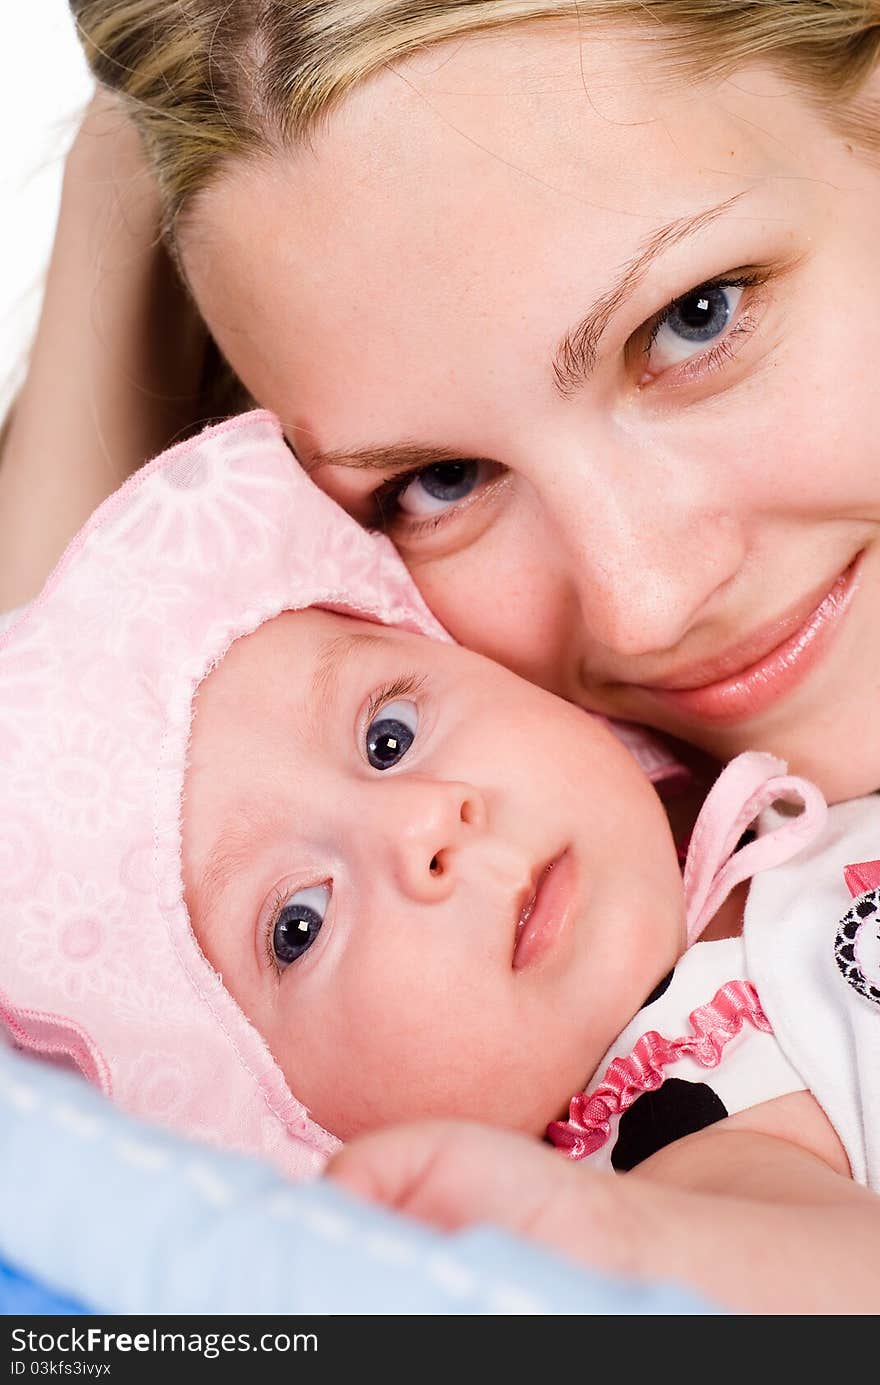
198, 25, 807, 236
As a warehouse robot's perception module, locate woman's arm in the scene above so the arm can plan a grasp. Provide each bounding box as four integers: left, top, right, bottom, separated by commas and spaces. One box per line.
0, 91, 207, 609
329, 1107, 880, 1314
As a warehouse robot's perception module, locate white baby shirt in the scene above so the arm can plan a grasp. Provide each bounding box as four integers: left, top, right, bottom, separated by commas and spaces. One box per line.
745, 792, 880, 1189
561, 796, 880, 1186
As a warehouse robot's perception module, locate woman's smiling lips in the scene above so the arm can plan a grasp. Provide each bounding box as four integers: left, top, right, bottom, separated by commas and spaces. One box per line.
623, 554, 863, 725
512, 849, 578, 971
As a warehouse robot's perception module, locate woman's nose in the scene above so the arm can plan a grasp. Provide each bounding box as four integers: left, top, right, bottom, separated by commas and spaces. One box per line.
376, 778, 488, 903
546, 442, 746, 660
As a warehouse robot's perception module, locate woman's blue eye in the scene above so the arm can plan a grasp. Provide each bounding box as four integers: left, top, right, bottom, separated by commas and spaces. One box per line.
272, 884, 330, 969
648, 283, 744, 370
667, 284, 737, 341
397, 460, 485, 517
366, 698, 418, 770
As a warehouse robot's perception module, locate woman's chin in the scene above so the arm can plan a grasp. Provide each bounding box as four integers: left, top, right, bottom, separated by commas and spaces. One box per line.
701, 723, 877, 805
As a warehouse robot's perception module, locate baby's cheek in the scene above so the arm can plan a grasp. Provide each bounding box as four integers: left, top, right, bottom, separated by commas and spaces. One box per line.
272, 1001, 421, 1139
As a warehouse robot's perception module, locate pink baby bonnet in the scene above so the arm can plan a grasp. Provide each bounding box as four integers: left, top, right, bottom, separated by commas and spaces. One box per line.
0, 410, 454, 1180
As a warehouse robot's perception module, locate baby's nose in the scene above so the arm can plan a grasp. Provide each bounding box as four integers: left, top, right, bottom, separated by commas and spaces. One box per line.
381, 778, 487, 902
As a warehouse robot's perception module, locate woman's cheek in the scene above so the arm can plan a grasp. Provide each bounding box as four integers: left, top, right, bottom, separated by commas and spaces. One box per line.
409, 532, 579, 697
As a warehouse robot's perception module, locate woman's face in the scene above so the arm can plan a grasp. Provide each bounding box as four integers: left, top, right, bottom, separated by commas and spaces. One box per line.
181, 26, 880, 801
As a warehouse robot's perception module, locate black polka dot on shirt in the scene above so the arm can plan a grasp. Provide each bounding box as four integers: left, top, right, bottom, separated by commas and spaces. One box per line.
610, 1078, 729, 1172
640, 968, 674, 1009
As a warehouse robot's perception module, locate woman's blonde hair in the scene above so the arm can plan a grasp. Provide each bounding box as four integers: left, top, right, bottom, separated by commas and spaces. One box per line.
68, 1, 880, 416
71, 0, 880, 237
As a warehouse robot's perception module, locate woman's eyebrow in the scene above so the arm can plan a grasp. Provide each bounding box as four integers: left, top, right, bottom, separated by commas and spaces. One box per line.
303, 443, 480, 478
552, 190, 749, 395
303, 190, 749, 474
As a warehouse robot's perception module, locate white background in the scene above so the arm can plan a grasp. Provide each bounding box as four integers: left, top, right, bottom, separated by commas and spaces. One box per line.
0, 4, 92, 412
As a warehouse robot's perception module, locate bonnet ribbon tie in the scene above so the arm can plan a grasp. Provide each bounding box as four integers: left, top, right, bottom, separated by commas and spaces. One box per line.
683, 751, 828, 946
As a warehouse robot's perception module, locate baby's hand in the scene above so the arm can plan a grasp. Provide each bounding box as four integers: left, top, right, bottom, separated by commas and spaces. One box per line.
330, 1113, 880, 1313
327, 1119, 630, 1276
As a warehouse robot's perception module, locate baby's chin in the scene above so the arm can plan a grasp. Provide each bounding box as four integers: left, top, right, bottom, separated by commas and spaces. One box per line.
315, 1084, 579, 1145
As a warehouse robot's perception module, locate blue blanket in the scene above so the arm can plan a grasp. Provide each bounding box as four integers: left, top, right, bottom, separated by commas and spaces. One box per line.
0, 1045, 720, 1315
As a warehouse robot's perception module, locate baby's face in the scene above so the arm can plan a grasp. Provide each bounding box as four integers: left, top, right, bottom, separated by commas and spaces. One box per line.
182, 610, 685, 1139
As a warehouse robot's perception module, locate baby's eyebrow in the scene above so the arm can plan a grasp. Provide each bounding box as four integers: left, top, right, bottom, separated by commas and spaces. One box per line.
192, 800, 280, 954
192, 626, 394, 942
305, 628, 391, 736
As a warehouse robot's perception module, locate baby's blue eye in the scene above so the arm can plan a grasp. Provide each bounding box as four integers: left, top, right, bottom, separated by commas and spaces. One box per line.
366, 699, 418, 770
272, 884, 330, 969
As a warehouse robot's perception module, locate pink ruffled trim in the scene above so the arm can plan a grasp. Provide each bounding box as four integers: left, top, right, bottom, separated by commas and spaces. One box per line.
547, 980, 771, 1160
